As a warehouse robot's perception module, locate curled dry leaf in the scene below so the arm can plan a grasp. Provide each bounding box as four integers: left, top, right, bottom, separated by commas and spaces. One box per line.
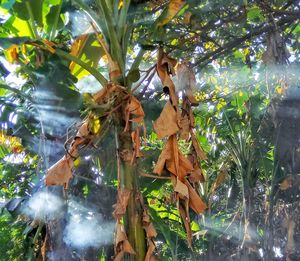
145, 240, 157, 261
177, 63, 199, 106
115, 223, 136, 261
153, 101, 179, 139
143, 209, 157, 261
211, 165, 228, 193
154, 135, 193, 179
143, 209, 157, 238
75, 120, 90, 139
179, 203, 192, 248
153, 137, 172, 175
191, 132, 207, 160
45, 156, 74, 189
131, 127, 143, 158
124, 96, 145, 132
185, 180, 207, 214
157, 0, 186, 27
157, 50, 178, 107
182, 97, 195, 127
174, 178, 189, 199
93, 83, 123, 104
188, 167, 205, 183
113, 189, 131, 220
179, 115, 190, 140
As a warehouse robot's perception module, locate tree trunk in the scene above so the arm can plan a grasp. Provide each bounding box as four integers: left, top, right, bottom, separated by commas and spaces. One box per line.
117, 124, 146, 260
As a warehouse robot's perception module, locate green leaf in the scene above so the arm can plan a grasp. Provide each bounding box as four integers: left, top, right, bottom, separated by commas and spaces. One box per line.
1, 0, 16, 10
45, 4, 64, 34
13, 0, 43, 27
247, 6, 265, 23
0, 145, 10, 158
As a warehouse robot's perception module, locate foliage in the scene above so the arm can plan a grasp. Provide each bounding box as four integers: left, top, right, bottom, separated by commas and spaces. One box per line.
0, 0, 300, 260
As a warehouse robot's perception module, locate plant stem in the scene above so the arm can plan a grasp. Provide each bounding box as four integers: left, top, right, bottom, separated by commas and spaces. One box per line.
50, 0, 63, 40
25, 2, 38, 39
117, 126, 146, 261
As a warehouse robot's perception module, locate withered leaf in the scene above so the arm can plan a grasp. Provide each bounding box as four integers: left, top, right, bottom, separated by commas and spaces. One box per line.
157, 50, 179, 106
191, 132, 207, 160
143, 209, 157, 238
115, 223, 136, 261
174, 178, 189, 199
185, 180, 207, 214
145, 239, 157, 261
93, 83, 122, 104
113, 189, 131, 220
179, 203, 192, 248
153, 137, 173, 175
153, 101, 179, 139
124, 96, 145, 132
76, 121, 90, 138
188, 167, 205, 183
177, 63, 199, 106
131, 128, 143, 158
157, 0, 186, 28
45, 156, 74, 189
210, 166, 228, 193
179, 115, 190, 140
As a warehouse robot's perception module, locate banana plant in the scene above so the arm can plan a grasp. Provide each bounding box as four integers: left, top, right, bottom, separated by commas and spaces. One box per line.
0, 0, 194, 260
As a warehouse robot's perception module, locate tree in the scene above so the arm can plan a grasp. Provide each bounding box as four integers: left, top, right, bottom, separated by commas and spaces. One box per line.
0, 0, 300, 260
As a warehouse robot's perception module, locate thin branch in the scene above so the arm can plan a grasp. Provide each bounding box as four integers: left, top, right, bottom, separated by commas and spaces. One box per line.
192, 13, 300, 70
140, 172, 171, 180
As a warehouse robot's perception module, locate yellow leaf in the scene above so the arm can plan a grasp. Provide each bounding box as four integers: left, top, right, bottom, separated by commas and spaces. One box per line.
4, 44, 19, 64
89, 115, 101, 134
73, 157, 81, 167
157, 0, 185, 27
69, 33, 104, 80
11, 16, 32, 37
276, 86, 283, 95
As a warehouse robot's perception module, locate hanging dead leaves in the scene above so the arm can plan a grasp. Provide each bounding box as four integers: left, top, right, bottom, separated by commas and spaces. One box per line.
45, 80, 131, 189
44, 83, 126, 189
44, 113, 100, 189
153, 49, 207, 247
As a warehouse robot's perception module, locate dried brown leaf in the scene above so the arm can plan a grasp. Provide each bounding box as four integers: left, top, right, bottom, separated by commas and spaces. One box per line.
153, 137, 173, 175
177, 63, 198, 106
45, 156, 74, 189
113, 189, 131, 220
174, 178, 189, 199
157, 0, 185, 27
132, 128, 143, 158
76, 121, 90, 138
145, 239, 157, 261
124, 96, 145, 132
115, 223, 136, 261
191, 132, 207, 160
185, 180, 207, 214
211, 166, 228, 193
153, 101, 179, 139
179, 115, 190, 140
179, 203, 192, 248
188, 167, 205, 183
